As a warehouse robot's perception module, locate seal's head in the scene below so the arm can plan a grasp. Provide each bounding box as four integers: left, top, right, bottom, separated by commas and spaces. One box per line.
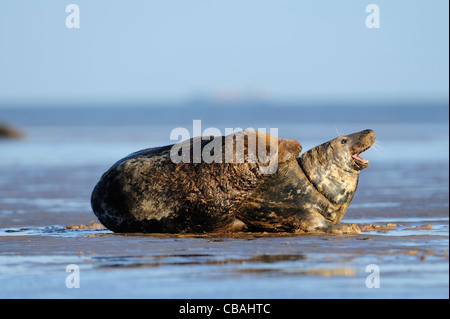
300, 129, 376, 174
329, 129, 376, 171
298, 129, 376, 222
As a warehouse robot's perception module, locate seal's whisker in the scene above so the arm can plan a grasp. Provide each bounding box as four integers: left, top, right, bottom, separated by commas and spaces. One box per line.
335, 127, 341, 136
371, 144, 383, 154
373, 142, 384, 151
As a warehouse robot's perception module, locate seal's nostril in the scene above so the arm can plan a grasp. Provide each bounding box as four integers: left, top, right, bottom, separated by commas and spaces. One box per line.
363, 129, 376, 143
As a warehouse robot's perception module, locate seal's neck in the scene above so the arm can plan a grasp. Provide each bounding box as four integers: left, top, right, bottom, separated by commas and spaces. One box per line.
298, 145, 359, 221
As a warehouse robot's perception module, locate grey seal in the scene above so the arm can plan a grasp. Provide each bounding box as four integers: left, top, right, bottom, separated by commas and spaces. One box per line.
91, 129, 375, 234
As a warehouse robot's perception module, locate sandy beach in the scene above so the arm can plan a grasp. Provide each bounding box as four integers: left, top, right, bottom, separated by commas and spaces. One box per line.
0, 104, 448, 299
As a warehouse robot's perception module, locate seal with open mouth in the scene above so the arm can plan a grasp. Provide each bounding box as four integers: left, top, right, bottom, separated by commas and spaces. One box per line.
239, 129, 376, 234
91, 129, 375, 234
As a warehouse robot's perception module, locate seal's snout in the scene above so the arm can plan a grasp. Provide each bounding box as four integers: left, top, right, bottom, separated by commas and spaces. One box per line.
348, 129, 375, 170
362, 129, 376, 144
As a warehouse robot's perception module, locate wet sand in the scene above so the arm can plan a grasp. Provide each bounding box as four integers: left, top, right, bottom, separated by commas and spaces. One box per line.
0, 162, 448, 299
0, 105, 448, 299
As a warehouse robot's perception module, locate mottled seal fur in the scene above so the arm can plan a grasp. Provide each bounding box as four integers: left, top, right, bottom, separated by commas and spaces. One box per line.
91, 129, 375, 234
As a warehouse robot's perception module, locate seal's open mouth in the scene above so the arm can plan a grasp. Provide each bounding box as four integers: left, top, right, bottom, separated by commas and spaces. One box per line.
352, 146, 370, 165
344, 129, 376, 170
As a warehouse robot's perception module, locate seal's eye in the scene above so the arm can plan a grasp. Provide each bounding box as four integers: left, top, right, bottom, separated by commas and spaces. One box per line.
341, 139, 347, 145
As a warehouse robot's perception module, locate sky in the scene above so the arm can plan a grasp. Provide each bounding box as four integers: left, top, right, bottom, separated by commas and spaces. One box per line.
0, 0, 448, 106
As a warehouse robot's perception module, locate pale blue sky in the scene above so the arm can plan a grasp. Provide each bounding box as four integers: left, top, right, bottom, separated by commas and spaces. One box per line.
0, 0, 448, 105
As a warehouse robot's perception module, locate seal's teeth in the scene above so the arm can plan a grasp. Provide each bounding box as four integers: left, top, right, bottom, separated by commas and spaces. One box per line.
352, 154, 368, 164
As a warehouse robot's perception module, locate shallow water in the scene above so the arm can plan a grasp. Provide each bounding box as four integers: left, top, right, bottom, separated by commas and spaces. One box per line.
0, 104, 448, 298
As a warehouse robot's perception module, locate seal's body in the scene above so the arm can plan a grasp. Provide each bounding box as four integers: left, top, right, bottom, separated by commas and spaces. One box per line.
91, 129, 375, 234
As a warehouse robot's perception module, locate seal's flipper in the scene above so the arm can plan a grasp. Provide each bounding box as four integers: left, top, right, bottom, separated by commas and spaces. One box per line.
277, 137, 302, 163
218, 218, 248, 232
222, 130, 301, 164
221, 130, 301, 175
298, 211, 361, 234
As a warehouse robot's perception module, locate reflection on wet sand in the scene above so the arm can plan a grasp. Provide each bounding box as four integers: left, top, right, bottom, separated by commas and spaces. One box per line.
93, 253, 307, 271
90, 252, 358, 278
